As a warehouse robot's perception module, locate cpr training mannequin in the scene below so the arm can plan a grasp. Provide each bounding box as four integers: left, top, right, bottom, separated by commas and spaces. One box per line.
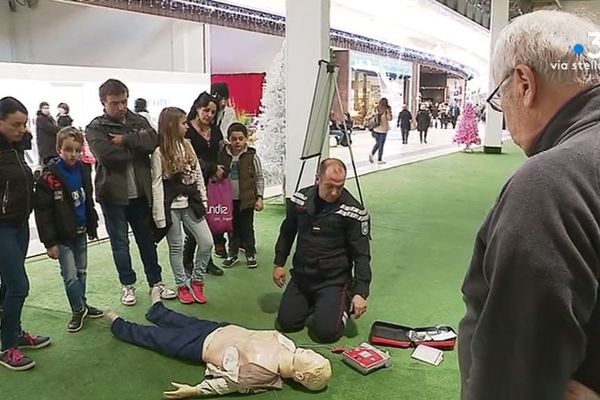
104, 287, 332, 398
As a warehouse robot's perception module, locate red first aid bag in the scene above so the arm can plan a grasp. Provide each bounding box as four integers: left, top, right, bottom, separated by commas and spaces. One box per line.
369, 321, 457, 351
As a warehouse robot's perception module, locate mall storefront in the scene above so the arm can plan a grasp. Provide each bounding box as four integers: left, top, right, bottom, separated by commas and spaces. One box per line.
333, 50, 468, 128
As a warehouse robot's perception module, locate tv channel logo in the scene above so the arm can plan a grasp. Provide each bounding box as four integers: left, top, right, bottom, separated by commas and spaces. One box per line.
572, 32, 600, 59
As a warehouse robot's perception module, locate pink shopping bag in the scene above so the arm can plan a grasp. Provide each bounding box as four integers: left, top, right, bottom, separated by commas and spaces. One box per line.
206, 178, 234, 234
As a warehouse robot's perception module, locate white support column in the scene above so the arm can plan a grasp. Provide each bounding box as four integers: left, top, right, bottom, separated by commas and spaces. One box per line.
285, 0, 330, 196
171, 21, 209, 74
484, 0, 510, 153
410, 63, 421, 115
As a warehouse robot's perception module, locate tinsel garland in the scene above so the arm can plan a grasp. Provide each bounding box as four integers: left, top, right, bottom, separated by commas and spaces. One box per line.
67, 0, 476, 79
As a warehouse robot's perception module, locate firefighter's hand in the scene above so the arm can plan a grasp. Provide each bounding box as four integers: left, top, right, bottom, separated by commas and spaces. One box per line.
273, 266, 286, 288
351, 295, 368, 319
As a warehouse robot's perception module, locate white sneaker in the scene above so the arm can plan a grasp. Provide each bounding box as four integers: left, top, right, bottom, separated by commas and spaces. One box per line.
121, 285, 137, 306
378, 160, 387, 165
152, 282, 177, 300
368, 154, 374, 163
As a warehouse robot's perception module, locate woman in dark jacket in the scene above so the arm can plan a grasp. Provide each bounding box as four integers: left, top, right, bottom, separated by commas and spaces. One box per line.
36, 101, 59, 167
183, 92, 226, 276
0, 97, 50, 371
56, 102, 73, 128
416, 105, 432, 144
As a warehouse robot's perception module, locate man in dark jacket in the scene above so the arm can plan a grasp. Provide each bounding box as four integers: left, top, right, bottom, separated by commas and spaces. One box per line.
397, 105, 413, 144
86, 79, 176, 307
449, 104, 460, 129
35, 101, 59, 167
459, 10, 600, 400
273, 158, 371, 343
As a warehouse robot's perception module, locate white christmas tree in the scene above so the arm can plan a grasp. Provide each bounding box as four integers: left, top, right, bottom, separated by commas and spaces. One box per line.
256, 42, 286, 191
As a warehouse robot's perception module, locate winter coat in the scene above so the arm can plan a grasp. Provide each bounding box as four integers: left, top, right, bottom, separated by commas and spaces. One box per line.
34, 160, 98, 247
36, 112, 60, 164
416, 110, 431, 131
274, 186, 372, 298
150, 144, 207, 238
397, 110, 413, 130
86, 110, 158, 206
218, 146, 264, 211
0, 134, 34, 226
57, 115, 73, 128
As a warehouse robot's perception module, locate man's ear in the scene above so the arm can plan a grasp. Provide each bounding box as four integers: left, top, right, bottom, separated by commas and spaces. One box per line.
315, 175, 320, 185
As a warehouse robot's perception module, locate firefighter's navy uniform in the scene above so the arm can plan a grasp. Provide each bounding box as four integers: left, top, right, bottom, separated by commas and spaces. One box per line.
274, 185, 372, 343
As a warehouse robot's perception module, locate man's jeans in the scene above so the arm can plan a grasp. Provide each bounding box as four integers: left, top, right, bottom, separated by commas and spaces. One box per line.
101, 197, 162, 287
57, 233, 88, 312
0, 223, 30, 351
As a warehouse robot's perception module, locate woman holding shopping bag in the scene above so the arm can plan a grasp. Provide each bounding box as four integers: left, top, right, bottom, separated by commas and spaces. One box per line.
183, 93, 226, 276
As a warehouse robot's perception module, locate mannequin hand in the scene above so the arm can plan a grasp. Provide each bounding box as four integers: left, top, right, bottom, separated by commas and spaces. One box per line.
350, 295, 368, 319
273, 266, 286, 288
46, 246, 59, 260
162, 382, 196, 399
255, 198, 264, 212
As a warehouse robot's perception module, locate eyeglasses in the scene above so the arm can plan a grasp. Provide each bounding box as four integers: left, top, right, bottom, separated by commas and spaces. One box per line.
486, 71, 513, 113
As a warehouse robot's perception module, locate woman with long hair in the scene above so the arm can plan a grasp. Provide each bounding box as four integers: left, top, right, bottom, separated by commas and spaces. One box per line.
368, 98, 392, 165
183, 93, 226, 276
151, 107, 213, 304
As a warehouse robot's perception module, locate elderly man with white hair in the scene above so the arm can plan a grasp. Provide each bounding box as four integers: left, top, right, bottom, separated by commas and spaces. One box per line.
459, 10, 600, 400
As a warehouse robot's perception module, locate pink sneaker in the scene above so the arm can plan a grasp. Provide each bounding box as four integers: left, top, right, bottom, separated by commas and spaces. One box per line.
190, 280, 207, 304
0, 348, 35, 371
177, 286, 195, 304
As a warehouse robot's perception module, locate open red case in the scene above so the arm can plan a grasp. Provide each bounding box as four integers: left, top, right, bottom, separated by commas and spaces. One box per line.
368, 321, 457, 350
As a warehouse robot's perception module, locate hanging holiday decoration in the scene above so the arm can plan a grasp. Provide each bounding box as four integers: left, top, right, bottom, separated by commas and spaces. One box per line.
255, 42, 286, 190
66, 0, 475, 79
453, 103, 481, 152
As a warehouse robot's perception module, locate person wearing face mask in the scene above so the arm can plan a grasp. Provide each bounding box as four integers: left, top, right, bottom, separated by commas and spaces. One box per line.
0, 97, 51, 371
459, 10, 600, 400
273, 158, 372, 344
183, 92, 226, 277
86, 79, 177, 307
103, 287, 332, 397
36, 101, 60, 167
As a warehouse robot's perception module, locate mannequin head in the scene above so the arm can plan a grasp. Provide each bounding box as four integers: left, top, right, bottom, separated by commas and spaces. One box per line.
291, 348, 332, 391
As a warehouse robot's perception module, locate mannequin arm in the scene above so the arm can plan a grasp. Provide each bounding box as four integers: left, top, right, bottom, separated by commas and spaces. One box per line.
162, 379, 239, 399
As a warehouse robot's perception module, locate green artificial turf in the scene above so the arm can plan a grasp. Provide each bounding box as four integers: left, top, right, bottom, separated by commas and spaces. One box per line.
2, 144, 526, 400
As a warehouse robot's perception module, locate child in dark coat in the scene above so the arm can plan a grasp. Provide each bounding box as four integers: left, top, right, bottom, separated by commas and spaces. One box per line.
34, 127, 103, 333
